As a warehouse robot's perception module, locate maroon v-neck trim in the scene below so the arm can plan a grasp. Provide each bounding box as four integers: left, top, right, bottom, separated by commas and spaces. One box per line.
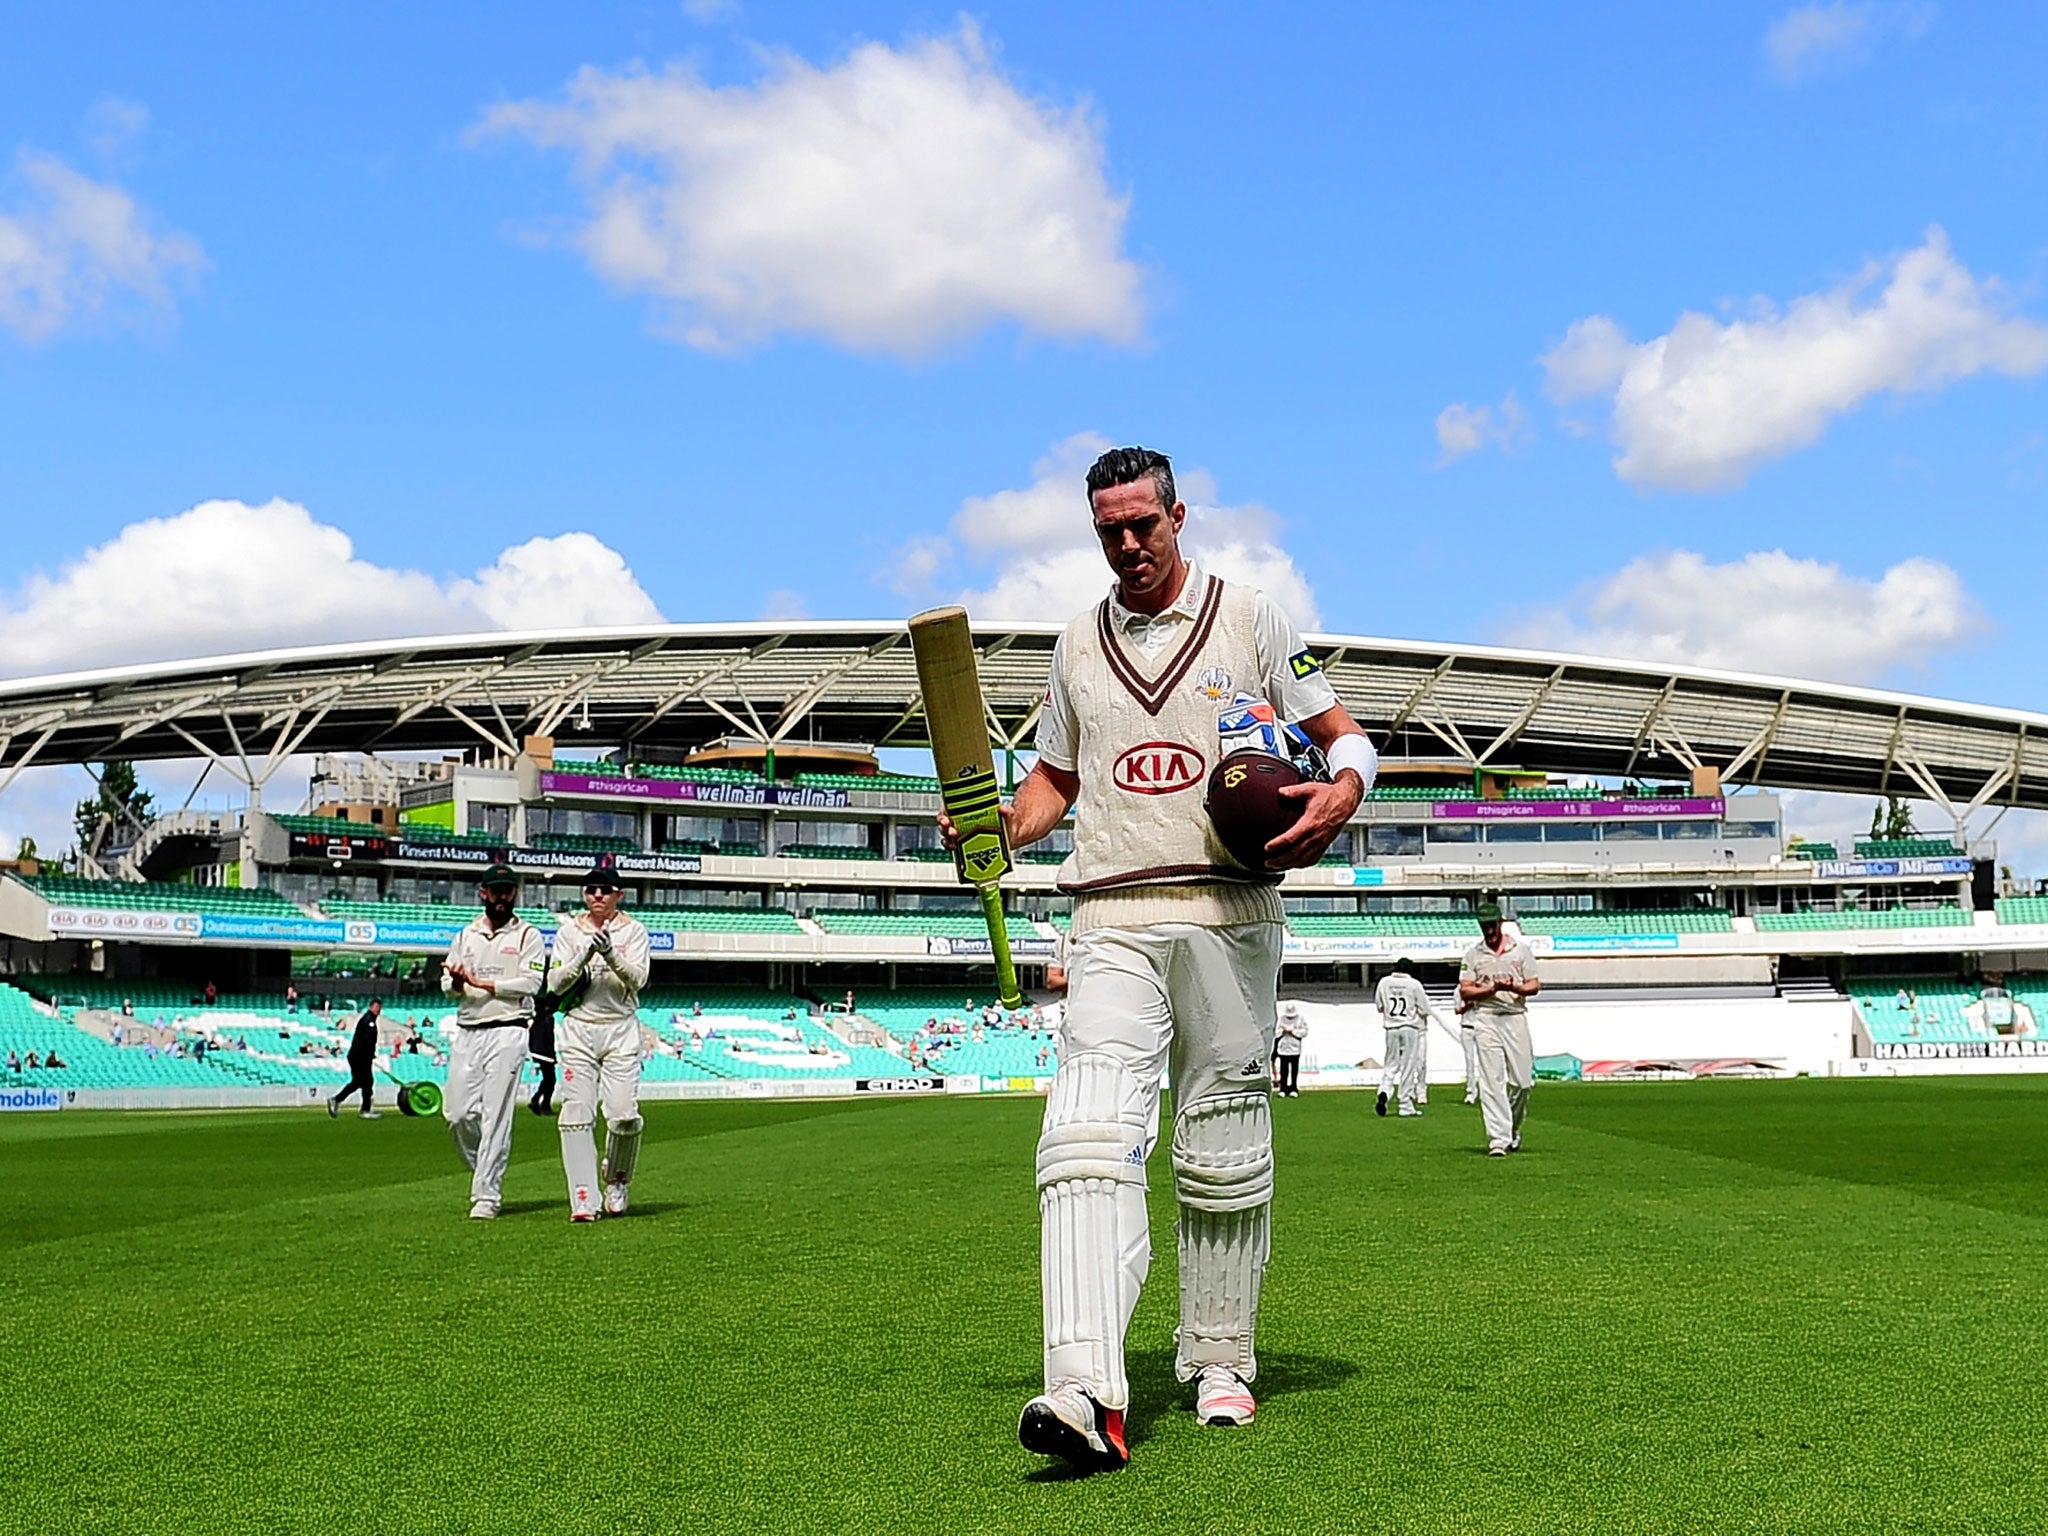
1096, 575, 1226, 717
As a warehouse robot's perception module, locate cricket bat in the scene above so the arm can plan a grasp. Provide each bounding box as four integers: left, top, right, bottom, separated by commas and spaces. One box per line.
909, 605, 1024, 1009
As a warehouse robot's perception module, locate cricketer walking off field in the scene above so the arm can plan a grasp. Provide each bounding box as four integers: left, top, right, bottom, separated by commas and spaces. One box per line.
942, 445, 1380, 1474
548, 856, 652, 1221
1458, 902, 1540, 1155
441, 863, 546, 1219
1373, 959, 1444, 1118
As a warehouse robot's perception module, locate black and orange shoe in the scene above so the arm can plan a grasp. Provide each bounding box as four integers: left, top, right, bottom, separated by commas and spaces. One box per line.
1019, 1384, 1129, 1473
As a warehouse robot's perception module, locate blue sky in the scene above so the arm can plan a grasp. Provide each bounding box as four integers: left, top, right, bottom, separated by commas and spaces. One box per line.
2, 3, 2047, 855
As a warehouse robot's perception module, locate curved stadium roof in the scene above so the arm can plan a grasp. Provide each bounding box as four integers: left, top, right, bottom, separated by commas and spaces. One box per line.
1, 622, 2044, 817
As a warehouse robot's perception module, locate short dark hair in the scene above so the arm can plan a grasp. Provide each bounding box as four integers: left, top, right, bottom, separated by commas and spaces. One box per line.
1086, 446, 1175, 517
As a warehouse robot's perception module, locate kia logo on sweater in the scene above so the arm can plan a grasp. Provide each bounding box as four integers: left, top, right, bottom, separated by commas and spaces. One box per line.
1113, 741, 1205, 794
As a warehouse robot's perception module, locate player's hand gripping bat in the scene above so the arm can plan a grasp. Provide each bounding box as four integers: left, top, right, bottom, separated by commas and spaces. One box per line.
909, 605, 1024, 1010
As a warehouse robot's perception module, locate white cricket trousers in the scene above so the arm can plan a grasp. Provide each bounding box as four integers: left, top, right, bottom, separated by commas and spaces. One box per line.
1041, 920, 1282, 1409
1472, 1010, 1533, 1153
1460, 1024, 1481, 1101
558, 1017, 642, 1203
1381, 1024, 1425, 1110
445, 1023, 527, 1206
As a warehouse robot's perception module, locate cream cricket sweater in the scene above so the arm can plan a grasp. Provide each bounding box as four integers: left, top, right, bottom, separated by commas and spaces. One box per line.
1055, 576, 1285, 936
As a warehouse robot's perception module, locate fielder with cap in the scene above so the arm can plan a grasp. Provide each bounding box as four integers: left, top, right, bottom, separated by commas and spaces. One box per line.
941, 445, 1378, 1472
1373, 958, 1446, 1119
1458, 901, 1540, 1156
547, 856, 651, 1221
441, 862, 547, 1219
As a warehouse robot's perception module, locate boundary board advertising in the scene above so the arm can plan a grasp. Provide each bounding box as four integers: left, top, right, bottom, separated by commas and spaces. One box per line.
1432, 796, 1724, 821
46, 909, 680, 952
1871, 1039, 2048, 1060
46, 907, 203, 938
537, 770, 849, 809
924, 935, 1059, 958
854, 1077, 945, 1093
1816, 856, 1973, 878
393, 843, 703, 875
0, 1087, 63, 1111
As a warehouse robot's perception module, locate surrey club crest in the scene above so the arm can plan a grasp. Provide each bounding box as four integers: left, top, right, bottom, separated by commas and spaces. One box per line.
1195, 666, 1234, 700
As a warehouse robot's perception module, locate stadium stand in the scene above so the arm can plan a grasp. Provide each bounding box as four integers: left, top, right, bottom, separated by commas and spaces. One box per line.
29, 875, 305, 917
1853, 838, 1962, 859
1851, 979, 1989, 1044
795, 772, 944, 793
1788, 843, 1837, 860
319, 899, 561, 929
1516, 908, 1735, 935
1996, 896, 2048, 924
1287, 912, 1476, 937
532, 833, 638, 855
391, 822, 503, 847
635, 908, 805, 935
814, 911, 1044, 941
1755, 905, 1972, 931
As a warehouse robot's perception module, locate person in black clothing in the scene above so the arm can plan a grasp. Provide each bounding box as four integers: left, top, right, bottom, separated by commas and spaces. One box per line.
529, 974, 558, 1116
329, 999, 383, 1120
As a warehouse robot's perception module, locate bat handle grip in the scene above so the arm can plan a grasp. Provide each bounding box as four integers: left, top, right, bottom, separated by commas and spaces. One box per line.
979, 884, 1025, 1010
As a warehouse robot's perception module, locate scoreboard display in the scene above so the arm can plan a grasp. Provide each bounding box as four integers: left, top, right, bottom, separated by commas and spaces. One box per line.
288, 826, 395, 862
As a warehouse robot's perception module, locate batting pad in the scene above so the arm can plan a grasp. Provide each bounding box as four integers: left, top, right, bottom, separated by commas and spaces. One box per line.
1175, 1201, 1270, 1382
1170, 1093, 1274, 1211
1037, 1052, 1152, 1411
560, 1118, 601, 1201
603, 1116, 644, 1183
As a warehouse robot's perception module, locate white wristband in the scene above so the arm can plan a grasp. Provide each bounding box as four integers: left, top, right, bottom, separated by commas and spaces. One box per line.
1325, 733, 1378, 795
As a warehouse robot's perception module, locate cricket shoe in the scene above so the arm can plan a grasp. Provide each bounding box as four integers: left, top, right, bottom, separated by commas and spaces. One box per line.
570, 1185, 601, 1223
359, 1110, 382, 1120
1398, 1105, 1421, 1118
601, 1160, 630, 1216
1018, 1384, 1128, 1473
1195, 1366, 1256, 1428
469, 1200, 498, 1220
1375, 1090, 1389, 1117
326, 1097, 339, 1119
1487, 1146, 1509, 1158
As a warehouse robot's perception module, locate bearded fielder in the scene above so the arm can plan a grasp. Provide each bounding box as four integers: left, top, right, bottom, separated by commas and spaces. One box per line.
1460, 901, 1540, 1156
442, 862, 547, 1219
943, 446, 1378, 1473
1373, 958, 1445, 1118
549, 857, 652, 1221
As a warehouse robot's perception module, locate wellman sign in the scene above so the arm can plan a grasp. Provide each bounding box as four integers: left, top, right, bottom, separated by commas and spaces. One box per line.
537, 770, 849, 809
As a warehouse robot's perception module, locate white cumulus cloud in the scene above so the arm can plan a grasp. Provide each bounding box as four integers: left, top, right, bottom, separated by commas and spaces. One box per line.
1434, 392, 1529, 465
1543, 228, 2048, 491
1499, 548, 1983, 684
0, 147, 203, 342
1764, 3, 1932, 83
474, 23, 1144, 357
0, 499, 662, 678
891, 432, 1321, 629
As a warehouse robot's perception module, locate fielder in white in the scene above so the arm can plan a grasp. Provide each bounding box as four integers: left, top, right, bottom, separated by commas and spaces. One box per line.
547, 857, 652, 1221
942, 445, 1378, 1474
1373, 958, 1446, 1118
1458, 901, 1540, 1156
441, 862, 547, 1219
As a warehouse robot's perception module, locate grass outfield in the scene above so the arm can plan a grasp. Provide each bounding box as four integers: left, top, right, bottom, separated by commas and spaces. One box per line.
4, 1078, 2046, 1534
